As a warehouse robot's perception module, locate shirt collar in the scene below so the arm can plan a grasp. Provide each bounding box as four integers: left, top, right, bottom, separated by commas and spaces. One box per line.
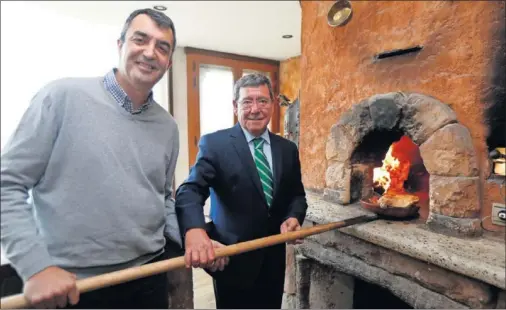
241, 126, 270, 145
103, 68, 154, 114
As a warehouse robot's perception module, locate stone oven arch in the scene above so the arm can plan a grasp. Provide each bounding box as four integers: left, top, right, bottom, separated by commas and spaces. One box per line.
324, 92, 481, 235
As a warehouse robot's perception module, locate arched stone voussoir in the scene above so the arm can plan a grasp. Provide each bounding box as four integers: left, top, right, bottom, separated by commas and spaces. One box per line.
420, 123, 479, 177
399, 93, 458, 145
368, 92, 407, 131
326, 124, 356, 162
337, 99, 374, 144
429, 175, 480, 218
323, 159, 352, 205
325, 160, 351, 191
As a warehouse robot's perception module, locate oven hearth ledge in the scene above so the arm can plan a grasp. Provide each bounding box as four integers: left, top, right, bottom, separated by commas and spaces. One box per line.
303, 190, 506, 290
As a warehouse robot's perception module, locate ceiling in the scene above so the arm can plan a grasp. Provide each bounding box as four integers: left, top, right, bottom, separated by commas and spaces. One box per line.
31, 1, 302, 61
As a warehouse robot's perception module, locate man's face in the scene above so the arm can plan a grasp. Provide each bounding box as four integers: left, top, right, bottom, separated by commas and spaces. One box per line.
234, 85, 273, 136
117, 14, 174, 90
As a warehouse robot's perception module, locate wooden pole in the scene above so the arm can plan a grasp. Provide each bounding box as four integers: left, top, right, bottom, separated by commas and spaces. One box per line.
0, 215, 376, 309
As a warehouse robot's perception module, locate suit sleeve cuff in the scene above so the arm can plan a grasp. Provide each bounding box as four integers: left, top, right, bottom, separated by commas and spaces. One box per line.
284, 212, 306, 227
176, 203, 207, 234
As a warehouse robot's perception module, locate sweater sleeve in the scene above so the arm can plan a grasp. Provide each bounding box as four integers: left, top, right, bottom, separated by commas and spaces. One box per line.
164, 125, 182, 247
0, 86, 60, 282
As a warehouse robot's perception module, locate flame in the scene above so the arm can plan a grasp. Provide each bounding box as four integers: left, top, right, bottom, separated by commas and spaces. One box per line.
373, 136, 412, 195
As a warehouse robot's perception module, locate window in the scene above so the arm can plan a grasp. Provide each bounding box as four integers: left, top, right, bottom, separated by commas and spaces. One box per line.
199, 64, 235, 136
185, 47, 280, 167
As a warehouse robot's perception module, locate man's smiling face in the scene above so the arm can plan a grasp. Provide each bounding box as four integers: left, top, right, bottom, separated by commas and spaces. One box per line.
117, 13, 174, 90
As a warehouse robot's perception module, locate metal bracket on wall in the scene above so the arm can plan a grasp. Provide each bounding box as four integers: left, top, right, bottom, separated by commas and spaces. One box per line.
492, 203, 506, 226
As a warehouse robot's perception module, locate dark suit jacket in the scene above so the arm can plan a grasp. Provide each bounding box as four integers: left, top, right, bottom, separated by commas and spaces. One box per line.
175, 123, 308, 287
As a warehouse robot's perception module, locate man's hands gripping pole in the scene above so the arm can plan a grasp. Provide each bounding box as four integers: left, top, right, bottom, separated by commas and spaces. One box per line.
184, 228, 230, 272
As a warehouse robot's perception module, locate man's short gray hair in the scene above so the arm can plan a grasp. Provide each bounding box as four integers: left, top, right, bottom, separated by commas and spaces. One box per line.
233, 73, 274, 102
119, 8, 177, 53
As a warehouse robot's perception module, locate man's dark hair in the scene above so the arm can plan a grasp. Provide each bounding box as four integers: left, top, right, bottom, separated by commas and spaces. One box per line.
233, 73, 274, 102
119, 8, 177, 53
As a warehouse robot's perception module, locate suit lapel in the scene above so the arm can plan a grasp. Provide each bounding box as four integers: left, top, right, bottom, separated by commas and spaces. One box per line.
270, 133, 283, 201
230, 124, 267, 205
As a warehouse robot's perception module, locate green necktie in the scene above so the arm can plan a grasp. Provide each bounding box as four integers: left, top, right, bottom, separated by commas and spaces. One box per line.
253, 138, 274, 207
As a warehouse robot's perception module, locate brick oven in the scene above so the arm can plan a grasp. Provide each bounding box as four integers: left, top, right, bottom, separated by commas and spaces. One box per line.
282, 93, 506, 309
281, 1, 505, 309
323, 92, 482, 235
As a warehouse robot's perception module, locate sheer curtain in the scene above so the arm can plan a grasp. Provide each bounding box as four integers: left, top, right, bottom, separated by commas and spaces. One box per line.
199, 65, 235, 136
198, 65, 234, 218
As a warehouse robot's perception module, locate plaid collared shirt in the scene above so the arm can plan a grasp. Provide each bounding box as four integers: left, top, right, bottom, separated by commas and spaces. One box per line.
103, 69, 154, 114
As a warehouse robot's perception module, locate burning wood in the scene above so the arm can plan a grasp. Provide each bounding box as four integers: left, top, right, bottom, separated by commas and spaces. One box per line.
372, 136, 420, 208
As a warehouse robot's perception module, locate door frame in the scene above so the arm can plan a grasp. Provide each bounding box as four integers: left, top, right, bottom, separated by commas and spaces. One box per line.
185, 47, 280, 168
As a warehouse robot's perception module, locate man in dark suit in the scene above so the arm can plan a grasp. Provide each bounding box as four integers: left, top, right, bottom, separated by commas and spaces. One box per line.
175, 73, 308, 309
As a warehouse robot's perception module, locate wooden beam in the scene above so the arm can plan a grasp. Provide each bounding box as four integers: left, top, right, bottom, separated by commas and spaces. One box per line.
184, 47, 280, 67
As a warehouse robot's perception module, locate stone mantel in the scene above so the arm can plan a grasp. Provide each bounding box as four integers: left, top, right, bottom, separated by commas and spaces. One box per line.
303, 190, 506, 290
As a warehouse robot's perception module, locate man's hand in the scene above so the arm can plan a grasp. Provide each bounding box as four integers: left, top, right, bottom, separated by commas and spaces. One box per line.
23, 266, 79, 309
207, 240, 230, 272
184, 228, 216, 269
280, 217, 303, 245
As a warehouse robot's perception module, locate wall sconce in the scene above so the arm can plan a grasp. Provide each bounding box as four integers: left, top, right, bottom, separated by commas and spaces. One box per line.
327, 0, 353, 27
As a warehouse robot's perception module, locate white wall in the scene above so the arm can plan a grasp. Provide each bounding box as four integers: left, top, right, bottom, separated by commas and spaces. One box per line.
0, 2, 170, 151
171, 47, 190, 188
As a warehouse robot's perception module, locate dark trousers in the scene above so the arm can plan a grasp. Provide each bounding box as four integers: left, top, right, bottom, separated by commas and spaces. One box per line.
213, 244, 285, 309
68, 252, 169, 309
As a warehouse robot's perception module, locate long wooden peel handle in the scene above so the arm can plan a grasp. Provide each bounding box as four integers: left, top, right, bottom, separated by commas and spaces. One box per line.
0, 215, 376, 309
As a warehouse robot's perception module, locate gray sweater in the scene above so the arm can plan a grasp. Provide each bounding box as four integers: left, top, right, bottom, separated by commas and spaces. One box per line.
1, 76, 181, 281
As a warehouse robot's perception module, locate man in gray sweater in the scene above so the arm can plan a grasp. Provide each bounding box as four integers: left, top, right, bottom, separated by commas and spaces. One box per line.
0, 8, 206, 309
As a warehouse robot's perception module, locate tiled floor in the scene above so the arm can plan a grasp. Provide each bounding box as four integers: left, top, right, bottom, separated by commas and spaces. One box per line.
193, 267, 216, 309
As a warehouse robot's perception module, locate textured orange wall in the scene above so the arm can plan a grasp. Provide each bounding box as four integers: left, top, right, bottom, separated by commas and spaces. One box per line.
279, 56, 301, 135
299, 1, 505, 193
